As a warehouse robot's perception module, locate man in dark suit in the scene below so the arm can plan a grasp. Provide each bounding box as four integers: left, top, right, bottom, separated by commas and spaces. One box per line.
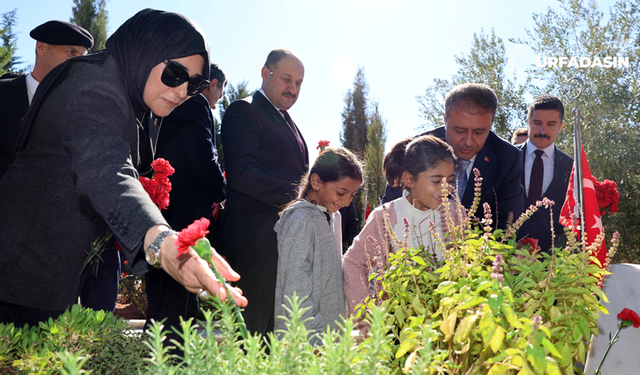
216, 49, 308, 337
147, 63, 227, 338
517, 95, 573, 253
0, 20, 93, 178
383, 83, 523, 230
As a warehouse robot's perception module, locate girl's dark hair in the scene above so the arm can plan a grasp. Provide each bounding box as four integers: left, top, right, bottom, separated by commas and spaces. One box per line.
383, 135, 455, 188
300, 147, 364, 197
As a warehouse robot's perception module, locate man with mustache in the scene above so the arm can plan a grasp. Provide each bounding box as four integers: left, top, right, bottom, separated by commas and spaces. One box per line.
517, 95, 573, 253
216, 49, 308, 337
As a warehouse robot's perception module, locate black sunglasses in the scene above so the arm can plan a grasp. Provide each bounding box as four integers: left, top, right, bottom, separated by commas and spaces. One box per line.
161, 59, 210, 96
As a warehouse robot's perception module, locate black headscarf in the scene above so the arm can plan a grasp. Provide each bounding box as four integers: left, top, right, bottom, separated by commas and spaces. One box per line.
16, 8, 210, 150
105, 8, 210, 114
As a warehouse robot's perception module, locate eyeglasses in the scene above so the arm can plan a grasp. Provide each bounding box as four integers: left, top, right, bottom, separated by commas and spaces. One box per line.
161, 59, 210, 96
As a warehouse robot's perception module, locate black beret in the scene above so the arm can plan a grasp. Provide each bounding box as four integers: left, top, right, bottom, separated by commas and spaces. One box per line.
30, 20, 94, 49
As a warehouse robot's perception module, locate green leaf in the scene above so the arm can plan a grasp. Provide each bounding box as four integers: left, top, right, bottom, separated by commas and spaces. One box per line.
525, 344, 547, 371
502, 304, 523, 329
545, 357, 562, 375
458, 296, 486, 310
396, 338, 416, 359
454, 314, 479, 344
590, 285, 609, 303
479, 309, 497, 346
411, 256, 427, 267
411, 293, 425, 315
441, 311, 457, 342
541, 338, 562, 358
487, 363, 510, 375
489, 325, 505, 352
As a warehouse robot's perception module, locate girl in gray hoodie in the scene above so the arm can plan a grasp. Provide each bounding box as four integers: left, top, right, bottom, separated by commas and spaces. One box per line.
274, 148, 363, 344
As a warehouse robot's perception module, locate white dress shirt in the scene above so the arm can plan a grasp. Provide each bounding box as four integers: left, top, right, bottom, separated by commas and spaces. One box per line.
524, 139, 555, 196
25, 72, 40, 105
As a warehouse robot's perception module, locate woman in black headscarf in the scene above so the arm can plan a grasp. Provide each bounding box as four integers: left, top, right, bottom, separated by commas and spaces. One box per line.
0, 9, 247, 326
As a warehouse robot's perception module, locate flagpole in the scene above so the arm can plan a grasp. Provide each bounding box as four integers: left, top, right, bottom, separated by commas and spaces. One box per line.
564, 76, 586, 239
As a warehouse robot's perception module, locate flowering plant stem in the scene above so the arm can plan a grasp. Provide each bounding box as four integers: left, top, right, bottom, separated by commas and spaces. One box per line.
191, 237, 248, 340
593, 324, 622, 375
80, 226, 112, 276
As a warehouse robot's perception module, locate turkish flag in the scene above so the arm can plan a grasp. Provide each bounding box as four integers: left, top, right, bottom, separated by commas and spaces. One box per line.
559, 146, 607, 268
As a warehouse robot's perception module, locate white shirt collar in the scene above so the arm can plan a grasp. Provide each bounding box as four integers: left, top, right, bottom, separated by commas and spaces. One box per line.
525, 139, 555, 159
258, 88, 288, 122
25, 72, 40, 105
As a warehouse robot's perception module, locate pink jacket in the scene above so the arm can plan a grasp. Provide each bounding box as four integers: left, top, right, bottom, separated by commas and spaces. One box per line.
342, 199, 464, 317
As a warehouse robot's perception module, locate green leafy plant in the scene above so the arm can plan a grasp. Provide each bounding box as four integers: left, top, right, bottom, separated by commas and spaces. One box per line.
357, 174, 617, 374
0, 305, 149, 374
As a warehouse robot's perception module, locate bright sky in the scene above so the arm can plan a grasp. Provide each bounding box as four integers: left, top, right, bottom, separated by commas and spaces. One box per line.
5, 0, 618, 165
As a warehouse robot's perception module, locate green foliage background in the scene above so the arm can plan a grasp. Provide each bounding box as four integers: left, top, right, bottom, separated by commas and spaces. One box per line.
415, 0, 639, 263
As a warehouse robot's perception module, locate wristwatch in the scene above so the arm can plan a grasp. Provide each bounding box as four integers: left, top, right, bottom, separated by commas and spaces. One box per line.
145, 230, 178, 268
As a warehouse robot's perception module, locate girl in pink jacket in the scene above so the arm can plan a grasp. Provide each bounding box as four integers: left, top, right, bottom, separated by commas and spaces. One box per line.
343, 135, 463, 318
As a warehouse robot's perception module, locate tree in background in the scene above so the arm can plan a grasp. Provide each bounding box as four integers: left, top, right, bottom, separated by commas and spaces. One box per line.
340, 67, 369, 154
214, 80, 254, 170
0, 9, 21, 75
514, 0, 640, 263
70, 0, 108, 51
416, 28, 530, 139
341, 68, 371, 224
364, 101, 387, 208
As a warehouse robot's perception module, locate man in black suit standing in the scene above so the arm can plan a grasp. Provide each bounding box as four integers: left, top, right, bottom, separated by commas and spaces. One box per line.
383, 83, 523, 230
148, 63, 227, 337
216, 49, 308, 336
517, 95, 573, 253
0, 20, 93, 178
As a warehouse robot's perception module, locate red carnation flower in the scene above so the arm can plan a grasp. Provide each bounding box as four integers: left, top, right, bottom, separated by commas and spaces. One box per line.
175, 218, 210, 257
618, 308, 640, 328
140, 158, 174, 210
316, 140, 330, 154
521, 238, 540, 255
591, 176, 620, 216
150, 158, 175, 176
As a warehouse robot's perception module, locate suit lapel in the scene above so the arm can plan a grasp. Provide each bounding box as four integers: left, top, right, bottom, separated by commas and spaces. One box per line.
9, 76, 29, 123
253, 91, 307, 164
463, 141, 496, 206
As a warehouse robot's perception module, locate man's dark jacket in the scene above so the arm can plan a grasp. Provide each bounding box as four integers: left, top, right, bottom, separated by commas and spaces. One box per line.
0, 74, 28, 178
383, 126, 524, 230
215, 90, 308, 336
155, 93, 226, 233
216, 90, 308, 262
517, 142, 573, 252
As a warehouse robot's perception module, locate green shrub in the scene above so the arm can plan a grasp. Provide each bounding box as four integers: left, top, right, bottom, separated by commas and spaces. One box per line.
0, 305, 149, 374
356, 185, 616, 374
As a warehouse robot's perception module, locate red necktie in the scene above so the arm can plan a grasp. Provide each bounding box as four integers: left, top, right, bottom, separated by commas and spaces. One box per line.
280, 109, 307, 164
528, 149, 544, 205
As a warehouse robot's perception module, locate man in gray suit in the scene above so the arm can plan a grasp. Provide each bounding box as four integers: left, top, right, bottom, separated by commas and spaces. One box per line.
0, 20, 93, 178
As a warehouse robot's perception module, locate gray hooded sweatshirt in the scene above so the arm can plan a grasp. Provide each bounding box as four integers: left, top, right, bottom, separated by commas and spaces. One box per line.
273, 199, 345, 343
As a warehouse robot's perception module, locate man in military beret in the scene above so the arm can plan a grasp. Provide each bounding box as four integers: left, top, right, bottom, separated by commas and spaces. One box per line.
0, 20, 93, 178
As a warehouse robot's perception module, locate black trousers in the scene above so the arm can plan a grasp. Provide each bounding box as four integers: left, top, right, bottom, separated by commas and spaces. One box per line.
79, 246, 121, 312
144, 267, 199, 335
0, 300, 64, 327
228, 258, 277, 338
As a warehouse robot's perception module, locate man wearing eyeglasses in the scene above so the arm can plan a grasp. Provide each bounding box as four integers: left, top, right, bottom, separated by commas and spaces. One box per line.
216, 49, 308, 337
148, 63, 227, 341
0, 20, 93, 179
